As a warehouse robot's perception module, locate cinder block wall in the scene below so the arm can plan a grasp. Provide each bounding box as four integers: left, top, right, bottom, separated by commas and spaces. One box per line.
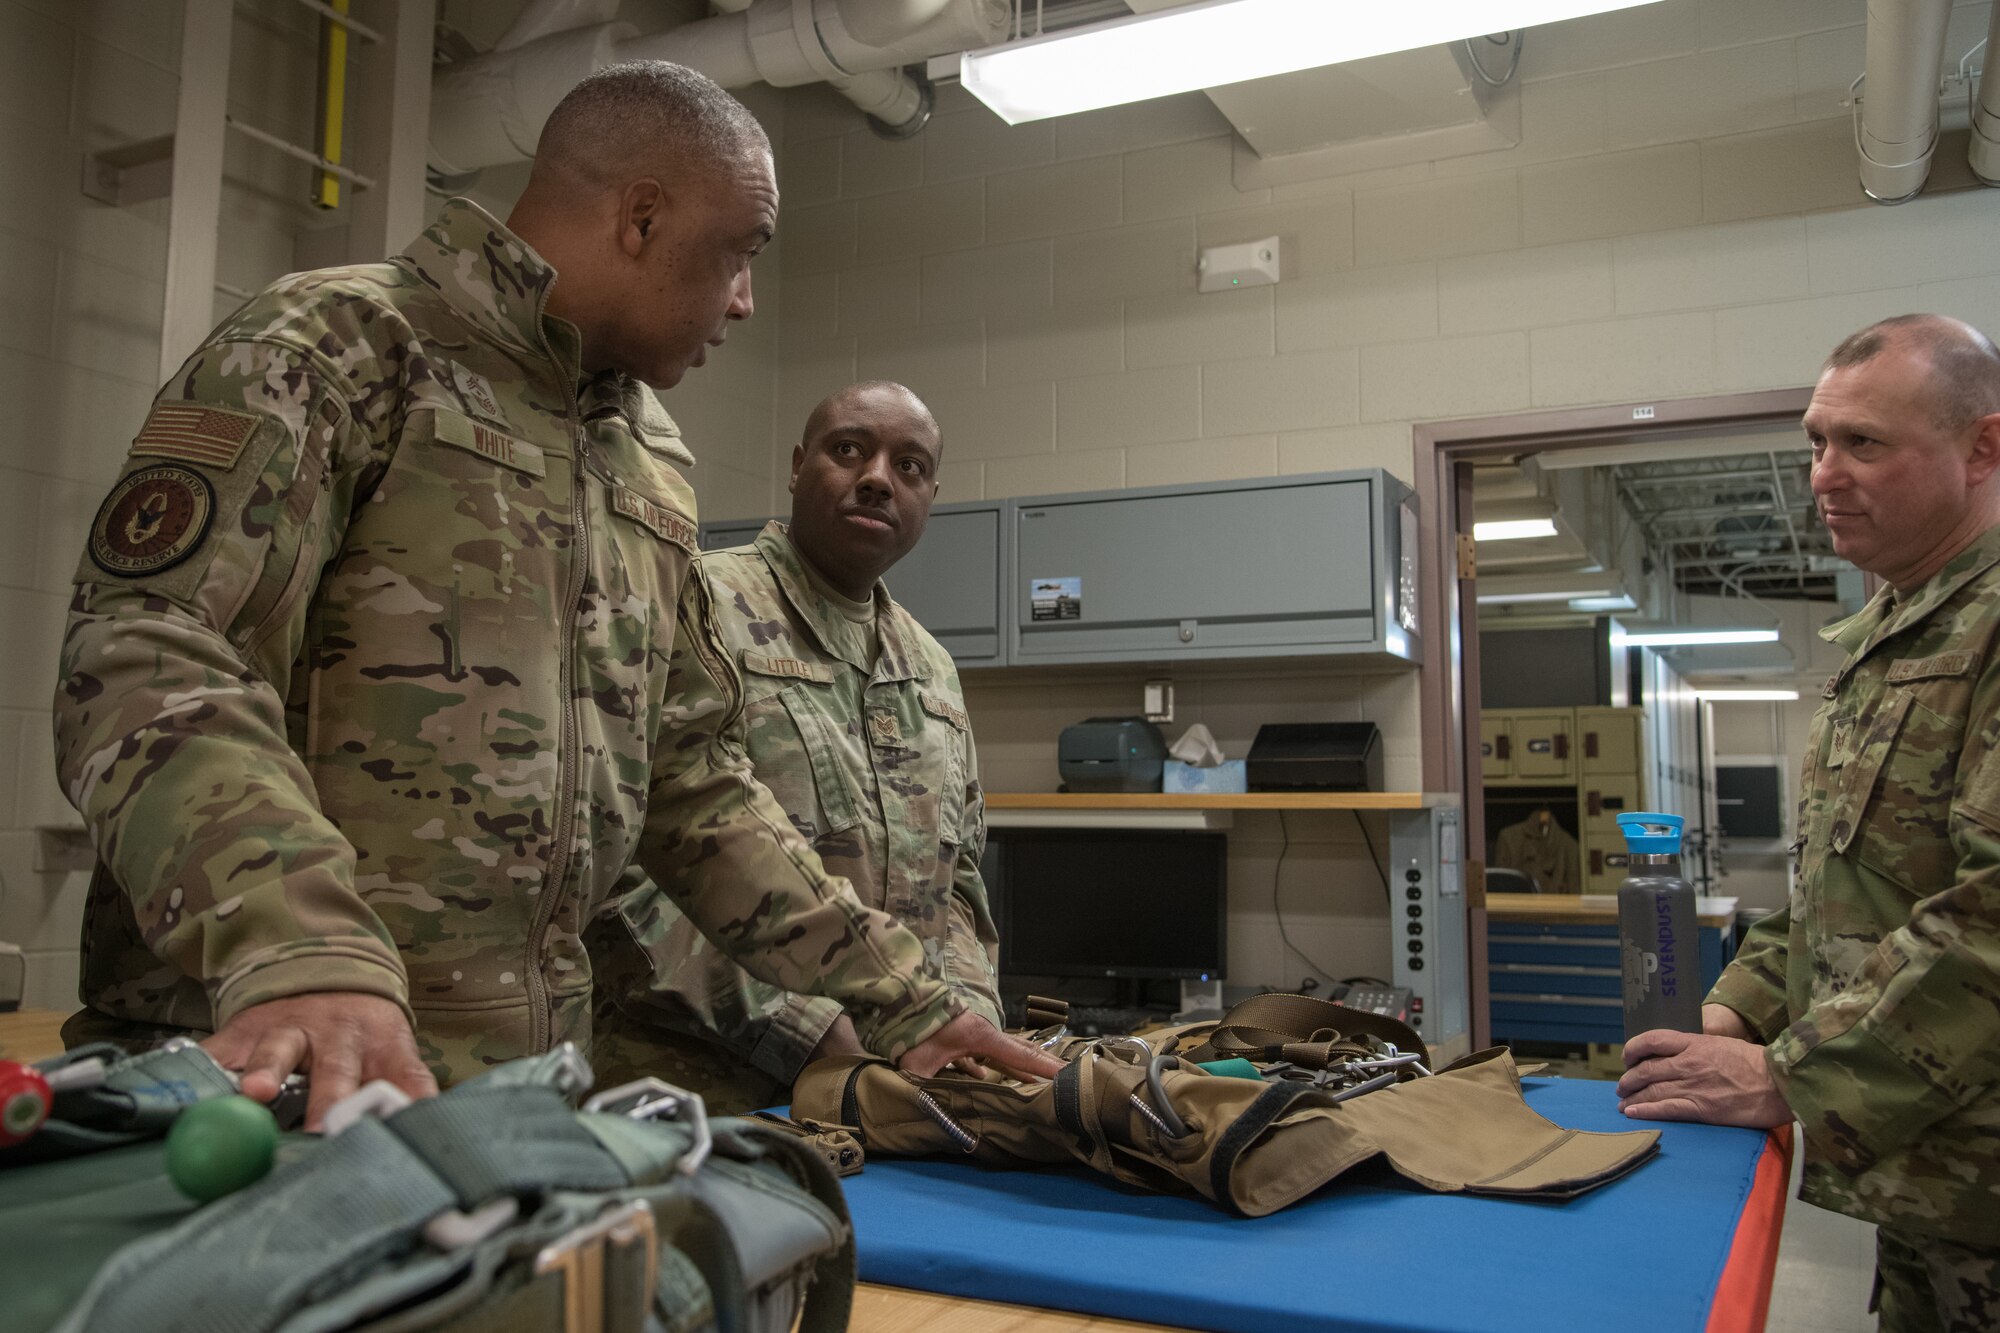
746, 0, 2000, 992
6, 0, 1999, 1007
0, 0, 785, 1008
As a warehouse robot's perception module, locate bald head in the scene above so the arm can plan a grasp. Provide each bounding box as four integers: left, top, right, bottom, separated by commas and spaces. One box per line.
529, 60, 770, 200
801, 381, 939, 455
504, 61, 777, 388
1824, 314, 2000, 432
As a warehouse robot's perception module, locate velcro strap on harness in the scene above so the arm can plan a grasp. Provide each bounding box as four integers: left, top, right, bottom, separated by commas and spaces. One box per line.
388, 1085, 629, 1207
54, 1116, 461, 1333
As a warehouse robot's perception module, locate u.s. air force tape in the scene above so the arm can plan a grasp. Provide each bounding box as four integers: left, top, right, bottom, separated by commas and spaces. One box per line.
89, 463, 216, 577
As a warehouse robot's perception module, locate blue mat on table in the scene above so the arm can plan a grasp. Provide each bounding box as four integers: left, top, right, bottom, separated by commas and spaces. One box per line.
835, 1077, 1771, 1333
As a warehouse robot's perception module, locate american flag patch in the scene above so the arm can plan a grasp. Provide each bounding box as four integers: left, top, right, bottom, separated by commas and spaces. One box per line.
131, 402, 263, 470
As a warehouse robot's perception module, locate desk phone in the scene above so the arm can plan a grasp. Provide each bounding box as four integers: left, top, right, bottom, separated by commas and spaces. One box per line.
1335, 984, 1415, 1024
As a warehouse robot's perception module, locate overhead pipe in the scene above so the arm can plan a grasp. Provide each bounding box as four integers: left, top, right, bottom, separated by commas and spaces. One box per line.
1970, 3, 2000, 185
1855, 0, 1954, 203
429, 0, 1004, 175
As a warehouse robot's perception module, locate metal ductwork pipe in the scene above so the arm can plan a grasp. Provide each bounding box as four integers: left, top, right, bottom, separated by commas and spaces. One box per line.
429, 0, 1006, 176
1970, 2, 2000, 185
1856, 0, 1954, 204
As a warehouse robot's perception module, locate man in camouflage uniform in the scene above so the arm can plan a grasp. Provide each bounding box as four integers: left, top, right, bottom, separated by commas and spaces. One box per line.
52, 62, 1055, 1130
1618, 315, 2000, 1331
590, 381, 1005, 1109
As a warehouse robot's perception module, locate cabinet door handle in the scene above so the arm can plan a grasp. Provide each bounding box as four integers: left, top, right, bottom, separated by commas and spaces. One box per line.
1554, 733, 1570, 760
1497, 735, 1511, 760
1584, 731, 1599, 759
1590, 849, 1603, 874
1587, 790, 1602, 816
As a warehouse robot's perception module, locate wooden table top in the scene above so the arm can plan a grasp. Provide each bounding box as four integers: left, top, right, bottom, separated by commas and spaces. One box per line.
0, 1009, 1174, 1332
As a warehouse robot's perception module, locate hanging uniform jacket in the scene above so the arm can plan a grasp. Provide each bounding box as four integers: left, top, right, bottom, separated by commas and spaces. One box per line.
596, 523, 1004, 1088
53, 198, 961, 1083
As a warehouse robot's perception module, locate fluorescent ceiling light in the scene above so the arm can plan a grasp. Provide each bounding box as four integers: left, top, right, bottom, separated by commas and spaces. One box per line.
1618, 629, 1780, 647
1568, 595, 1636, 612
960, 0, 1665, 124
1693, 688, 1801, 701
1474, 518, 1558, 542
1476, 587, 1616, 606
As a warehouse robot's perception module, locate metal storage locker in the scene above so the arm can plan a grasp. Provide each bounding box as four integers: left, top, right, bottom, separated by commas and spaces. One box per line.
1008, 470, 1418, 667
695, 500, 1010, 667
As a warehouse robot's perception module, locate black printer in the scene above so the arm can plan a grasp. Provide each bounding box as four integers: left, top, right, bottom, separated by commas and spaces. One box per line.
1058, 717, 1167, 792
1246, 722, 1383, 792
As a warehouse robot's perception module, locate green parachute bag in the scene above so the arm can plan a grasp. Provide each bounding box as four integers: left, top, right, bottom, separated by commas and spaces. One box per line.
0, 1041, 855, 1333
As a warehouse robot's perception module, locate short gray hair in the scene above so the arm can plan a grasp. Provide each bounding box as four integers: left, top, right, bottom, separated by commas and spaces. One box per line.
534, 60, 770, 191
1824, 313, 2000, 430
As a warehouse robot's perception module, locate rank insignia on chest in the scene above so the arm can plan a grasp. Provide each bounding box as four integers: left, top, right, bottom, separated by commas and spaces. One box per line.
88, 464, 215, 576
868, 713, 901, 746
451, 361, 506, 423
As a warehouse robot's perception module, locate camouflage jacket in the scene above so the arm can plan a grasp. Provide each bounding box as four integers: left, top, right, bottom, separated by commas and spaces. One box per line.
53, 199, 958, 1083
600, 524, 1003, 1083
1709, 522, 2000, 1244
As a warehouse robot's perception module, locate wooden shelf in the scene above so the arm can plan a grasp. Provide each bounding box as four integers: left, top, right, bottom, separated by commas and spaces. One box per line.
1486, 891, 1738, 929
986, 792, 1434, 810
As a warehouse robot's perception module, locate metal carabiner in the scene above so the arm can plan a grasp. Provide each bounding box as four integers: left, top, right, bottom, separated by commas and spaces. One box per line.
584, 1077, 713, 1176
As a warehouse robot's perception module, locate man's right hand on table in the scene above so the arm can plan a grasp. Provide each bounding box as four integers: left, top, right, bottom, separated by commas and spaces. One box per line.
202, 991, 438, 1131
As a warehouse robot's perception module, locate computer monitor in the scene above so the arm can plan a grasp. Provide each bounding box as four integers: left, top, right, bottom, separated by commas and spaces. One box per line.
984, 828, 1227, 981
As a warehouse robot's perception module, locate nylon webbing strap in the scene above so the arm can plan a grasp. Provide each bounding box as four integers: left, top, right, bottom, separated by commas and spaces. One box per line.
1204, 992, 1430, 1069
388, 1085, 629, 1206
54, 1117, 458, 1333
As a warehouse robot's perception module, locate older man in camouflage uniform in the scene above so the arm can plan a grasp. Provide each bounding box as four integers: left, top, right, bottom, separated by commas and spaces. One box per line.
591, 381, 1004, 1109
53, 62, 1055, 1130
1618, 315, 2000, 1331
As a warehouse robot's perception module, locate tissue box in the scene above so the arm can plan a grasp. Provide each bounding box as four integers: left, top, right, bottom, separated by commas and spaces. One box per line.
1163, 759, 1247, 794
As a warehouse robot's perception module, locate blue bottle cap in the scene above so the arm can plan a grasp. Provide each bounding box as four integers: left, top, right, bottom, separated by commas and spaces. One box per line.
1616, 812, 1684, 854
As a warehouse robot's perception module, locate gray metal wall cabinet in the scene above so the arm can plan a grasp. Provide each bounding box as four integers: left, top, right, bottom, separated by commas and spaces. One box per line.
696, 500, 1012, 668
1009, 470, 1419, 667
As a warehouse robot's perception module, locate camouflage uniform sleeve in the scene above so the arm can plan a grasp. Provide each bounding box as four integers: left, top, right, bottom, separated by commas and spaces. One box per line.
1766, 691, 2000, 1173
943, 727, 1004, 1028
1705, 903, 1793, 1041
53, 341, 409, 1028
638, 570, 963, 1061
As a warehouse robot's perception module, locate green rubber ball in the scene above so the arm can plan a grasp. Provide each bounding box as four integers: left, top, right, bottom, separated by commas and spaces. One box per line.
165, 1095, 279, 1204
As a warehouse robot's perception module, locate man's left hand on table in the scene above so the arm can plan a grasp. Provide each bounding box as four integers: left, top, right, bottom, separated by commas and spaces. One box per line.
1616, 1028, 1792, 1128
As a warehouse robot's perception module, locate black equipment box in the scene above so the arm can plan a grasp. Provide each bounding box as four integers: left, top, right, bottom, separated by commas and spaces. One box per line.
1247, 722, 1383, 792
1058, 717, 1167, 792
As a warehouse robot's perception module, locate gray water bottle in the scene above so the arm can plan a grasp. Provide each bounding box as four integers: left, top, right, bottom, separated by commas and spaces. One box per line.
1616, 812, 1702, 1036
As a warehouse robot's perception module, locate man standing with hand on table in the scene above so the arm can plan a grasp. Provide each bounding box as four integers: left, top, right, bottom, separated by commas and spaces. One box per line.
591, 381, 1006, 1109
1617, 315, 2000, 1330
51, 60, 1057, 1132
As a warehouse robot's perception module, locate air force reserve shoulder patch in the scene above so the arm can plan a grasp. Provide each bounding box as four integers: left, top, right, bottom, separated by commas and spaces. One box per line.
89, 464, 215, 577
